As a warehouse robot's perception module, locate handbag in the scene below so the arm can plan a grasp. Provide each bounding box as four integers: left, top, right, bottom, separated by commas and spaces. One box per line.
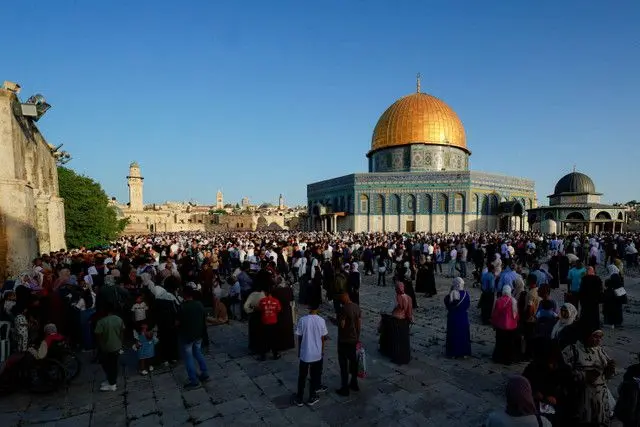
614, 287, 627, 298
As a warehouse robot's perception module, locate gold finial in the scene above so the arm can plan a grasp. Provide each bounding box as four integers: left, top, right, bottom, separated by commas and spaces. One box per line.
416, 72, 421, 93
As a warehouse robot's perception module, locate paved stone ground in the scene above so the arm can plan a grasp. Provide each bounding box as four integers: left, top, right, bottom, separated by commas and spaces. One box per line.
2, 268, 639, 427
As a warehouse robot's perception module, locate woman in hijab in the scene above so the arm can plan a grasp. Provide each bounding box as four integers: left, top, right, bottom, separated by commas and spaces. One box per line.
603, 265, 625, 328
561, 327, 616, 426
388, 282, 412, 365
551, 303, 579, 350
308, 264, 323, 309
271, 275, 295, 352
414, 255, 428, 294
491, 285, 520, 365
396, 265, 418, 309
144, 273, 180, 365
347, 262, 361, 305
578, 267, 603, 334
484, 375, 551, 426
444, 277, 471, 358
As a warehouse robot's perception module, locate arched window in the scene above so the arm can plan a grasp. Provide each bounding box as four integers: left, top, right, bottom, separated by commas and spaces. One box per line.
489, 194, 499, 214
566, 212, 585, 220
374, 194, 385, 215
454, 194, 464, 213
359, 194, 369, 214
407, 195, 416, 213
424, 195, 432, 213
390, 194, 400, 214
481, 195, 489, 214
438, 194, 448, 213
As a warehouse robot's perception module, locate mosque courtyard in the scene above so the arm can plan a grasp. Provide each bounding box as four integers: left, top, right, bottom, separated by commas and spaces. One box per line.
2, 271, 638, 427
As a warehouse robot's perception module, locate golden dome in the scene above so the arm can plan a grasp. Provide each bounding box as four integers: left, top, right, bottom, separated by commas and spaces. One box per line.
370, 91, 468, 155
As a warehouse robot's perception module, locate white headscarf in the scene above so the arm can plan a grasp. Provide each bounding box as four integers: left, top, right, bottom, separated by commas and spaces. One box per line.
551, 303, 577, 339
449, 277, 464, 301
351, 262, 359, 273
607, 264, 620, 277
501, 284, 518, 318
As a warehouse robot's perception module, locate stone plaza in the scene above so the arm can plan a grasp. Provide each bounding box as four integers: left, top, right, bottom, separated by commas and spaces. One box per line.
2, 271, 638, 427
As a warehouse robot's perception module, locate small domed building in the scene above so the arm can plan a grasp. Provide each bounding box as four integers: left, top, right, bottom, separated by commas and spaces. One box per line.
306, 78, 537, 233
528, 171, 626, 234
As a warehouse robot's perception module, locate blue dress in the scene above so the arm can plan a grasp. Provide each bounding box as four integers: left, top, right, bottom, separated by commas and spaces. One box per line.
137, 333, 157, 360
444, 291, 472, 358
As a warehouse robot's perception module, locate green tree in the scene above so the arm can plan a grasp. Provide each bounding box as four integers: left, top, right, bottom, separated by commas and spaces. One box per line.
58, 167, 126, 248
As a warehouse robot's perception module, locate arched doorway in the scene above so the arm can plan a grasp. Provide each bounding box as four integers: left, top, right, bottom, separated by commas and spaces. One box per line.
390, 194, 401, 232
373, 194, 385, 232
422, 194, 433, 232
498, 201, 524, 231
406, 194, 416, 232
565, 211, 585, 232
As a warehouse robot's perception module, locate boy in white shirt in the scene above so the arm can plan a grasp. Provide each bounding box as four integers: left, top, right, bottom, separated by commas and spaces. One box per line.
293, 303, 328, 407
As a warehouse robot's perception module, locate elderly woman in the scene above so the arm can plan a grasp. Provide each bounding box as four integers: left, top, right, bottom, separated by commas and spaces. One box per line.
492, 285, 520, 365
379, 282, 413, 365
484, 375, 551, 426
551, 303, 578, 350
444, 277, 471, 358
561, 327, 616, 426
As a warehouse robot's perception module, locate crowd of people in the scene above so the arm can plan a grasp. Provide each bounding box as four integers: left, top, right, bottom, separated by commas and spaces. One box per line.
1, 230, 639, 426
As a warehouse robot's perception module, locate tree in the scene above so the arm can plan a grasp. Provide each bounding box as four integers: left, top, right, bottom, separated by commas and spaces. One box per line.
58, 167, 126, 248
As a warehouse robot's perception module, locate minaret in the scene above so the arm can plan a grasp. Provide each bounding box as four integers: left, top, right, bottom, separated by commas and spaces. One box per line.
216, 190, 224, 210
278, 194, 285, 210
127, 161, 144, 211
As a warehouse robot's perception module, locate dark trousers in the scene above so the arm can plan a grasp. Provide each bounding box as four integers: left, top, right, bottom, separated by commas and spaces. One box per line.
337, 342, 358, 388
261, 324, 278, 357
100, 351, 119, 385
333, 300, 342, 317
364, 260, 374, 275
297, 359, 323, 400
377, 272, 386, 286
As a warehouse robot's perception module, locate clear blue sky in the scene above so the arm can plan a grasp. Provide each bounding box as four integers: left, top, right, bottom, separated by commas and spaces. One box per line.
3, 1, 639, 206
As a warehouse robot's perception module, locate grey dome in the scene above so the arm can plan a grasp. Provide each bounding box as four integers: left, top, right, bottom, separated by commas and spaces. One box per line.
553, 172, 596, 195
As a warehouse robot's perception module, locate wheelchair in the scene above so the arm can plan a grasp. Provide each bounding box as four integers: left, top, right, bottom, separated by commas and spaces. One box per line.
0, 352, 67, 394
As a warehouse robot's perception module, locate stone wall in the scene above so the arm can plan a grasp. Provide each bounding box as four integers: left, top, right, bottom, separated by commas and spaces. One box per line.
0, 89, 66, 279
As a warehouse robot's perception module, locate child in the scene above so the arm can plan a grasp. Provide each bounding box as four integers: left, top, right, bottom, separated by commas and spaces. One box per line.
131, 295, 148, 323
257, 287, 282, 361
133, 322, 158, 375
536, 299, 559, 321
95, 303, 125, 391
292, 303, 328, 407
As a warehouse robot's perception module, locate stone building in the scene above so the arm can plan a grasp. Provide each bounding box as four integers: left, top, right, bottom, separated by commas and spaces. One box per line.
528, 171, 626, 234
112, 162, 304, 234
307, 79, 536, 233
0, 86, 66, 279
